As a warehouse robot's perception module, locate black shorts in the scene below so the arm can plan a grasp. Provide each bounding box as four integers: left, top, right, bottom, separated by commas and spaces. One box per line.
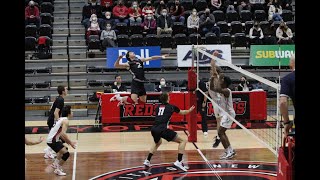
47, 141, 64, 153
151, 125, 177, 143
131, 80, 146, 97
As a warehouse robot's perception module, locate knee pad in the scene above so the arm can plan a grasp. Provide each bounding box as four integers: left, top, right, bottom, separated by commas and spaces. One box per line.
61, 152, 70, 161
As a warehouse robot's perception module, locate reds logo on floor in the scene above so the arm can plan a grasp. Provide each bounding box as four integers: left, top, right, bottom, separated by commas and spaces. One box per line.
89, 161, 277, 180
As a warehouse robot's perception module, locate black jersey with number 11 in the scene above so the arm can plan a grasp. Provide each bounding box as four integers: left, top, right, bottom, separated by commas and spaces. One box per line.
154, 103, 181, 126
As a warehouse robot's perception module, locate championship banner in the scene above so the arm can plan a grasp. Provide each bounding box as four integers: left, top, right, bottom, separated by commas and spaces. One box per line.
177, 44, 232, 67
250, 45, 295, 66
106, 46, 161, 68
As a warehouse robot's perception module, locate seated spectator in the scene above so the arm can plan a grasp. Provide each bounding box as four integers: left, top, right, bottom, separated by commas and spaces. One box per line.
25, 1, 40, 28
263, 21, 277, 44
142, 1, 155, 18
100, 23, 117, 49
249, 21, 264, 45
209, 0, 222, 12
157, 9, 173, 36
238, 0, 251, 13
276, 21, 293, 44
155, 78, 168, 92
268, 3, 282, 21
187, 8, 200, 34
141, 11, 157, 35
169, 0, 185, 23
155, 0, 168, 18
199, 8, 220, 36
128, 1, 143, 24
111, 75, 127, 92
237, 76, 251, 91
112, 0, 129, 24
101, 11, 116, 30
101, 0, 113, 14
82, 0, 103, 29
86, 14, 101, 38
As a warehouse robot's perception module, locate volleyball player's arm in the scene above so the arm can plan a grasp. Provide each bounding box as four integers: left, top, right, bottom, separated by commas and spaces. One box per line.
114, 55, 129, 69
179, 105, 195, 115
54, 108, 61, 121
141, 54, 169, 62
25, 137, 44, 145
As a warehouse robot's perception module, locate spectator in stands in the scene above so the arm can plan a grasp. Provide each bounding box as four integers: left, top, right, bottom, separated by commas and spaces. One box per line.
142, 1, 155, 18
249, 21, 264, 45
155, 78, 168, 92
101, 0, 113, 14
263, 21, 277, 44
100, 23, 117, 49
82, 0, 103, 29
268, 3, 282, 22
237, 76, 251, 91
141, 11, 157, 35
276, 21, 293, 44
113, 0, 129, 24
187, 8, 200, 34
128, 1, 143, 24
157, 9, 173, 36
155, 0, 168, 18
199, 8, 220, 36
86, 14, 101, 39
25, 0, 40, 28
111, 75, 127, 92
238, 0, 251, 13
226, 4, 236, 13
82, 0, 102, 29
101, 11, 115, 30
209, 0, 222, 12
169, 0, 185, 23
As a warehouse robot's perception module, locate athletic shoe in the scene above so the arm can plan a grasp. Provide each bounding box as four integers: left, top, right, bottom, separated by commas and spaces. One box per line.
143, 159, 151, 167
220, 150, 236, 160
44, 149, 55, 159
219, 151, 227, 159
54, 168, 66, 176
51, 162, 58, 169
110, 94, 119, 102
212, 136, 221, 148
203, 132, 208, 137
174, 160, 188, 172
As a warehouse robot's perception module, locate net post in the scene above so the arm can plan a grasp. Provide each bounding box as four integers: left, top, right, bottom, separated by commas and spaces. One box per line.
186, 45, 197, 142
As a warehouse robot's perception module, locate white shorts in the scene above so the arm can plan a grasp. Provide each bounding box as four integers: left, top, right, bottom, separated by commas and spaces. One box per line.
220, 115, 234, 129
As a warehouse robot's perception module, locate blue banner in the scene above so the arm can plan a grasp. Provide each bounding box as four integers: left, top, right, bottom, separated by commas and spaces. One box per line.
107, 46, 161, 68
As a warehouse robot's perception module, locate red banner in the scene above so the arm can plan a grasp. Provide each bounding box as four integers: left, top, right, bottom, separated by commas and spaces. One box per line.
101, 91, 267, 124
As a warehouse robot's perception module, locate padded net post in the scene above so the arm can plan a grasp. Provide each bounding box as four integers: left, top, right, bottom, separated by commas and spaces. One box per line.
187, 69, 197, 142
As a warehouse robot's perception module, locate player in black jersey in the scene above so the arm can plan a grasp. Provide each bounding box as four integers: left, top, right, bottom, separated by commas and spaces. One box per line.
110, 51, 168, 106
44, 85, 68, 159
143, 93, 195, 172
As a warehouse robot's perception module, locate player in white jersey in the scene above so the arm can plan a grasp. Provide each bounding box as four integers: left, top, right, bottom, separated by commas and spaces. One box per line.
210, 54, 236, 160
46, 105, 76, 176
208, 51, 224, 148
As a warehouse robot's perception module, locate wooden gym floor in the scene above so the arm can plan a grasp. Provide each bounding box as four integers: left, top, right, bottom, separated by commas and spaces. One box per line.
25, 120, 278, 180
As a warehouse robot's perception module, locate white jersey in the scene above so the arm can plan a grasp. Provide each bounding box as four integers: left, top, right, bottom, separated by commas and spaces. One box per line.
208, 81, 235, 118
46, 117, 67, 143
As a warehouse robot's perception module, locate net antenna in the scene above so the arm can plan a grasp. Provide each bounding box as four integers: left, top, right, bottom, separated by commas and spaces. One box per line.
193, 46, 281, 156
